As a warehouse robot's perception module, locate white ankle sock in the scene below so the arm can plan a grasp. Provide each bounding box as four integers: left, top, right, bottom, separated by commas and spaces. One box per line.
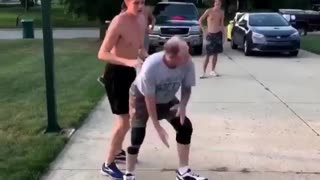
178, 166, 189, 175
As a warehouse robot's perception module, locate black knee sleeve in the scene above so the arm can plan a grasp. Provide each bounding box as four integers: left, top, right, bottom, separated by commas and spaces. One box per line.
127, 127, 146, 155
171, 117, 193, 145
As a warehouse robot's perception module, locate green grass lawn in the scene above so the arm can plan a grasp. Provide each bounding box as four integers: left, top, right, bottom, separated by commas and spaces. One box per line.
0, 5, 99, 28
301, 34, 320, 55
0, 39, 105, 180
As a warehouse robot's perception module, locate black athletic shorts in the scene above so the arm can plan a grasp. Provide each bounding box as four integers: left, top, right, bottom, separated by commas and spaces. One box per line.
103, 64, 136, 115
206, 31, 223, 55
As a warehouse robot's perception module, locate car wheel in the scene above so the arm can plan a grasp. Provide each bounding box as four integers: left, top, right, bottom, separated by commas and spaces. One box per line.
231, 38, 237, 49
243, 39, 252, 56
289, 51, 299, 57
193, 44, 203, 55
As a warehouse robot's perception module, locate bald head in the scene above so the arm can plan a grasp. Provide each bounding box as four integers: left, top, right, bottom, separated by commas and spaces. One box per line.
164, 36, 189, 56
163, 36, 190, 67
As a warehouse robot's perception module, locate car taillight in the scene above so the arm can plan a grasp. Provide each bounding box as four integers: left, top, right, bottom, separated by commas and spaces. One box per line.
171, 16, 185, 20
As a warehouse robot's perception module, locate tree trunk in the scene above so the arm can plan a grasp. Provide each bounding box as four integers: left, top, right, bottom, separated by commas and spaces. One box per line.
25, 0, 28, 12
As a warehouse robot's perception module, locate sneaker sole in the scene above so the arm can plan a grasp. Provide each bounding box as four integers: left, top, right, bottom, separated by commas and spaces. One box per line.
176, 177, 208, 180
100, 170, 123, 180
176, 175, 208, 180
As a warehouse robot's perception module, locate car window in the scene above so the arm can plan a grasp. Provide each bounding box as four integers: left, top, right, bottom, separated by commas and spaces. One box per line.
244, 14, 249, 21
235, 13, 244, 22
153, 3, 198, 20
240, 14, 248, 22
237, 14, 245, 23
249, 14, 290, 26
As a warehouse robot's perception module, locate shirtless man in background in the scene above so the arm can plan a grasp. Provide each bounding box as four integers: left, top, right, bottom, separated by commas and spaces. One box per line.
97, 0, 148, 179
199, 0, 225, 78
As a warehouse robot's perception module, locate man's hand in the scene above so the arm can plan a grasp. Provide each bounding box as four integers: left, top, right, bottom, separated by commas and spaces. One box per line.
126, 59, 142, 68
174, 105, 186, 125
145, 95, 169, 148
154, 123, 170, 148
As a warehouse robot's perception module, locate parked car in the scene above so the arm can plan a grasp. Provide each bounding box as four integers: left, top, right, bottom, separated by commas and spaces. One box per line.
278, 9, 320, 35
231, 12, 300, 56
149, 2, 203, 55
227, 12, 245, 41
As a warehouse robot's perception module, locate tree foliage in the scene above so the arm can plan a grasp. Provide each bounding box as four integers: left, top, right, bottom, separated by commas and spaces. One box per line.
61, 0, 312, 24
251, 0, 311, 10
62, 0, 123, 23
20, 0, 35, 11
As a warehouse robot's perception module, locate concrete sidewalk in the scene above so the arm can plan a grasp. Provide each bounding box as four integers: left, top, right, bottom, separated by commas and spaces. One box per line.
41, 50, 320, 180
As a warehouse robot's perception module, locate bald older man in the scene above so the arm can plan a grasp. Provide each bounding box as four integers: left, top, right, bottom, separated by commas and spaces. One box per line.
123, 36, 207, 180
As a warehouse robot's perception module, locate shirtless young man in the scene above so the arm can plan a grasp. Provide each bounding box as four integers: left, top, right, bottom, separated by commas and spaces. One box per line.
97, 0, 148, 179
199, 0, 225, 78
123, 36, 208, 180
97, 3, 152, 86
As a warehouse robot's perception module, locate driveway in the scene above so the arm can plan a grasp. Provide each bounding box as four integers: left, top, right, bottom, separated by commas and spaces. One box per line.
42, 45, 320, 180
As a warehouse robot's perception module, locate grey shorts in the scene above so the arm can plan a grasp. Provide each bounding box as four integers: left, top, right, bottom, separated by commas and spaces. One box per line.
144, 34, 149, 51
129, 84, 180, 128
205, 31, 223, 55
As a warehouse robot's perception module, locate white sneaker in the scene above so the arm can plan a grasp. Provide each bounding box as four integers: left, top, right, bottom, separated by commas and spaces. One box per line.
123, 173, 135, 180
210, 71, 219, 77
176, 169, 208, 180
200, 73, 207, 79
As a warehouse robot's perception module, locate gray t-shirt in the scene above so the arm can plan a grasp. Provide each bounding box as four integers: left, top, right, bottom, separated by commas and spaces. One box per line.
133, 51, 196, 104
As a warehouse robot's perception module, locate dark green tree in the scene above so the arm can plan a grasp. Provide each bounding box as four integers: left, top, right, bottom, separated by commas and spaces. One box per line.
62, 0, 123, 39
251, 0, 311, 10
20, 0, 35, 11
62, 0, 123, 23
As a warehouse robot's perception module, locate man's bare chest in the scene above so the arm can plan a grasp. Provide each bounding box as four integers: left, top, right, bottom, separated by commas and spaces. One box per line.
208, 11, 221, 22
120, 25, 144, 48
